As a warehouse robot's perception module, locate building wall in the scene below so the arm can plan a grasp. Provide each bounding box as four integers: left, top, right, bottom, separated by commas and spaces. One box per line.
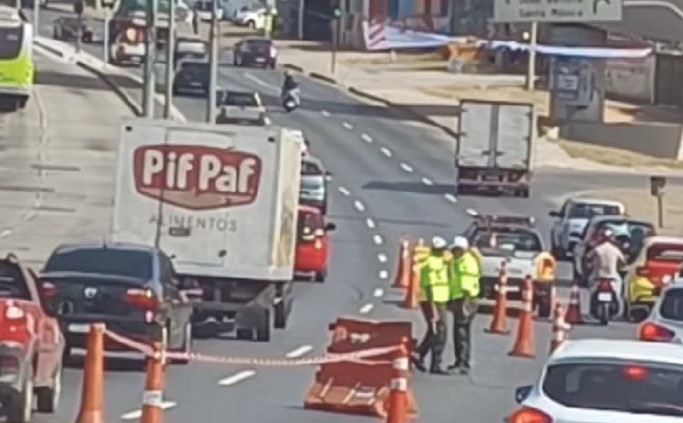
604, 56, 655, 104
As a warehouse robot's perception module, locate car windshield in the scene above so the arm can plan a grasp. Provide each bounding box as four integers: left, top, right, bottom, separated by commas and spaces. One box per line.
0, 263, 30, 300
647, 243, 683, 263
43, 248, 153, 280
568, 203, 621, 218
301, 160, 323, 175
244, 39, 271, 52
542, 361, 683, 415
297, 210, 324, 241
180, 62, 209, 80
0, 25, 23, 60
301, 176, 324, 190
219, 92, 258, 107
176, 40, 207, 54
473, 228, 542, 252
660, 289, 683, 321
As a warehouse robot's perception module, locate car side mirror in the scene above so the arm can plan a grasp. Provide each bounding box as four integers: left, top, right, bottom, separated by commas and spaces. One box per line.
325, 222, 336, 231
549, 211, 560, 218
515, 385, 532, 404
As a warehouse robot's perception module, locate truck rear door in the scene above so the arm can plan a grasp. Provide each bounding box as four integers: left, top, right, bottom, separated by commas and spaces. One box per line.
456, 101, 495, 168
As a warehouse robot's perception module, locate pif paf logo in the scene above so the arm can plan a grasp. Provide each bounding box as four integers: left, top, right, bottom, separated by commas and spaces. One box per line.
133, 145, 262, 210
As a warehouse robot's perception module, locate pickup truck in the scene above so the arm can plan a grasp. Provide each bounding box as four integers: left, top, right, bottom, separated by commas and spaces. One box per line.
0, 253, 64, 423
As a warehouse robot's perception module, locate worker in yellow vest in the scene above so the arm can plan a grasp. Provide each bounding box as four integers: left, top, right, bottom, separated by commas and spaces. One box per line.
447, 236, 481, 375
412, 236, 452, 375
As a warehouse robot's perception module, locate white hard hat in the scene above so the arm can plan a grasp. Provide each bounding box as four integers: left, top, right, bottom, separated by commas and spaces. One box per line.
431, 236, 448, 249
451, 236, 469, 250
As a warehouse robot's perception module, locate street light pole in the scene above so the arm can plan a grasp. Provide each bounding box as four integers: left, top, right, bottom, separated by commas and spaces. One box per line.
205, 0, 218, 123
526, 21, 538, 91
142, 0, 157, 117
163, 0, 175, 119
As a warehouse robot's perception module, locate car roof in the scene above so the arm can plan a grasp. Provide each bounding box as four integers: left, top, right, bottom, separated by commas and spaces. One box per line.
242, 36, 271, 43
569, 198, 624, 207
550, 339, 683, 366
643, 235, 683, 247
588, 215, 652, 225
472, 222, 539, 233
302, 156, 323, 167
298, 205, 322, 215
52, 242, 159, 255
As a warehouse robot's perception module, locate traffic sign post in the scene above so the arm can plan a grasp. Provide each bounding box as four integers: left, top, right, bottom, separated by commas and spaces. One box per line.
494, 0, 623, 22
650, 176, 666, 228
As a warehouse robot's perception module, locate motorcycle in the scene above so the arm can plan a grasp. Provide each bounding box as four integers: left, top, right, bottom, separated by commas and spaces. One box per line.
589, 277, 621, 325
282, 88, 300, 112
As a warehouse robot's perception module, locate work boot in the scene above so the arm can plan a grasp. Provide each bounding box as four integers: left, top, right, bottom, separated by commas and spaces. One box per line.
411, 353, 426, 372
447, 361, 462, 371
429, 366, 449, 375
458, 363, 471, 375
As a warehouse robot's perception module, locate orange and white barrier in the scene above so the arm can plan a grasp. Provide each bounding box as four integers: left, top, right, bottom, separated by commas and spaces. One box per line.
549, 302, 571, 354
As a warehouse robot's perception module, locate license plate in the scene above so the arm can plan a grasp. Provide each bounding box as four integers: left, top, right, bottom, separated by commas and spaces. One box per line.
190, 81, 201, 86
505, 285, 520, 293
598, 293, 612, 302
483, 174, 500, 181
68, 323, 91, 333
255, 57, 265, 62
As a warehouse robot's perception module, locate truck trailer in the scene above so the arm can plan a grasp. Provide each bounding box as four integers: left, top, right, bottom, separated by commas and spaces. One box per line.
454, 99, 535, 197
111, 119, 303, 342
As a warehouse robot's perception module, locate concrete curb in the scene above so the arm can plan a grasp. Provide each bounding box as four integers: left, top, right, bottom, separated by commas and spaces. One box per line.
284, 63, 458, 139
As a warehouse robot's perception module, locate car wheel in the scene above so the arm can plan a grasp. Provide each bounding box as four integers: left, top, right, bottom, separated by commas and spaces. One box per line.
314, 268, 327, 283
83, 33, 92, 43
36, 363, 62, 412
247, 20, 255, 28
235, 328, 253, 340
8, 364, 33, 423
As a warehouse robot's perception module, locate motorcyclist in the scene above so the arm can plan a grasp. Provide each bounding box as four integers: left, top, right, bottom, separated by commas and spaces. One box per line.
586, 229, 626, 308
281, 70, 298, 98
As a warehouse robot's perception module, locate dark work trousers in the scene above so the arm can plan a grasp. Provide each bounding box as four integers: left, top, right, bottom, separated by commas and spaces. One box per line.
447, 298, 478, 368
415, 301, 447, 370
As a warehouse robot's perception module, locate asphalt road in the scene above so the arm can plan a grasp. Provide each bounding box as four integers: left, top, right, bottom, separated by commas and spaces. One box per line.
18, 8, 683, 423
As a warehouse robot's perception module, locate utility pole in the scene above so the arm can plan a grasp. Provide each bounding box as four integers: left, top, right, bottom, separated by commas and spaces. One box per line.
525, 21, 537, 91
330, 7, 341, 74
74, 0, 83, 53
163, 0, 175, 119
15, 0, 20, 11
103, 7, 109, 66
205, 0, 218, 123
142, 0, 157, 117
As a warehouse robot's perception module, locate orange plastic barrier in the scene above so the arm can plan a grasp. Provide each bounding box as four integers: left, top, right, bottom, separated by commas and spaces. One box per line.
509, 276, 536, 358
565, 281, 583, 324
75, 323, 106, 423
304, 317, 417, 419
140, 343, 166, 423
485, 260, 510, 335
392, 237, 412, 289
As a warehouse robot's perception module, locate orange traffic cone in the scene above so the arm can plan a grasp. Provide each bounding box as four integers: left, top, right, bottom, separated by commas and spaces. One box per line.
75, 323, 106, 423
549, 301, 571, 354
509, 276, 535, 358
386, 344, 409, 423
140, 343, 166, 423
485, 260, 510, 335
402, 263, 419, 309
392, 237, 411, 288
565, 281, 583, 324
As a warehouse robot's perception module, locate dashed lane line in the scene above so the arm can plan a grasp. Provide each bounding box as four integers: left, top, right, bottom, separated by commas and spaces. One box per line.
399, 162, 413, 172
359, 303, 374, 314
373, 234, 383, 245
218, 370, 257, 386
444, 193, 457, 203
380, 147, 392, 157
421, 177, 434, 185
353, 200, 366, 212
378, 270, 389, 279
361, 133, 373, 143
338, 186, 350, 196
321, 110, 330, 117
377, 253, 388, 263
366, 218, 376, 229
373, 288, 385, 298
286, 345, 313, 359
342, 122, 354, 130
120, 402, 177, 420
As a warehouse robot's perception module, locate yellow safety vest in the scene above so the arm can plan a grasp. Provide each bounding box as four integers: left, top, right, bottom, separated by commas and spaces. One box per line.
419, 255, 451, 303
450, 251, 481, 300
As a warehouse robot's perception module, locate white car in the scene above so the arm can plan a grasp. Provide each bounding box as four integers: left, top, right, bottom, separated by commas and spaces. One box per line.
549, 198, 625, 260
215, 90, 267, 125
234, 6, 266, 29
510, 339, 683, 423
638, 271, 683, 344
193, 0, 225, 21
109, 30, 145, 65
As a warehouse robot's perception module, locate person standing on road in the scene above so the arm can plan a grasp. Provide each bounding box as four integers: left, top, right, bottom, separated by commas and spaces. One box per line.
412, 236, 452, 375
447, 236, 481, 375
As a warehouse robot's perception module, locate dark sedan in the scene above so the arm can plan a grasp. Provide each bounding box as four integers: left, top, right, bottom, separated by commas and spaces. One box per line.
233, 37, 277, 68
173, 59, 210, 96
40, 242, 194, 364
52, 16, 94, 42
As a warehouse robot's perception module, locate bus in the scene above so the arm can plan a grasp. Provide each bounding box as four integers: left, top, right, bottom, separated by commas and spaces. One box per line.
0, 6, 34, 111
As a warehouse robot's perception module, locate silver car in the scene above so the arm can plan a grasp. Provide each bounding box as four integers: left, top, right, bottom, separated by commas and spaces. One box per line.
215, 90, 266, 125
638, 272, 683, 344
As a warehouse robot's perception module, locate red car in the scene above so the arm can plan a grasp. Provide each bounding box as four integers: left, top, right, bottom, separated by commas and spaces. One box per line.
0, 254, 64, 423
295, 206, 335, 282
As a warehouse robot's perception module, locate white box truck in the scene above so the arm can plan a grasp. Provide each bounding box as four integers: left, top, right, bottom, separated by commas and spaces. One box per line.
454, 99, 535, 197
111, 118, 303, 342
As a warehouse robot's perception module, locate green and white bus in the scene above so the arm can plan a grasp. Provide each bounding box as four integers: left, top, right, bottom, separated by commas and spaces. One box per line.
0, 6, 34, 111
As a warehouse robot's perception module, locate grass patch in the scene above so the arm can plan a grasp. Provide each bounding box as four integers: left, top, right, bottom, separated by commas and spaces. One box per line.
342, 52, 443, 65
555, 139, 683, 169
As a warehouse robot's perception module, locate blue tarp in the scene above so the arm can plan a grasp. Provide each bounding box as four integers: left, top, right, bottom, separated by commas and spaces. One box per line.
482, 40, 652, 58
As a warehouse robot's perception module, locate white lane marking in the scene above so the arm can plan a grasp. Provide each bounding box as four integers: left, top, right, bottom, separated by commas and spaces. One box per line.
0, 229, 12, 239
400, 162, 413, 172
338, 186, 350, 196
373, 288, 385, 298
218, 370, 257, 386
380, 147, 392, 157
379, 270, 389, 279
321, 110, 330, 117
353, 200, 365, 212
342, 122, 354, 130
444, 193, 458, 203
243, 72, 279, 92
377, 253, 388, 263
366, 218, 376, 229
23, 211, 37, 221
286, 345, 313, 358
361, 133, 373, 143
465, 208, 477, 216
120, 402, 177, 420
264, 117, 272, 125
373, 234, 383, 245
359, 303, 374, 314
421, 177, 434, 185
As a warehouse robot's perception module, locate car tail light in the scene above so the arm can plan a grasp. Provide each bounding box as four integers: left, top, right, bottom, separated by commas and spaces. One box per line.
0, 355, 20, 371
40, 281, 59, 298
124, 288, 159, 311
639, 322, 675, 342
597, 279, 613, 292
508, 407, 552, 423
636, 266, 649, 277
5, 305, 24, 320
269, 46, 276, 57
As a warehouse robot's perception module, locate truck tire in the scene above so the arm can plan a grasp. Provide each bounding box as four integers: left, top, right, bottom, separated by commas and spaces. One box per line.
314, 268, 327, 282
36, 363, 61, 412
8, 365, 33, 423
255, 309, 271, 342
274, 298, 290, 329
